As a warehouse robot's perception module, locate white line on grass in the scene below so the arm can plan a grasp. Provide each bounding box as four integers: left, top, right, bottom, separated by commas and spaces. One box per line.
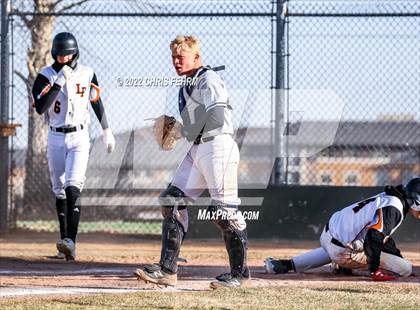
0, 287, 146, 297
0, 285, 207, 298
0, 268, 129, 276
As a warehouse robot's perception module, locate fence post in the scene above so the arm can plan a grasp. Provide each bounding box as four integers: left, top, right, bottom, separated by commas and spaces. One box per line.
0, 0, 10, 235
272, 0, 286, 185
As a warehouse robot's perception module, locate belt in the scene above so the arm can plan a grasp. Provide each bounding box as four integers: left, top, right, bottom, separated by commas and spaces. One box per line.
193, 136, 215, 145
50, 124, 84, 133
325, 222, 345, 248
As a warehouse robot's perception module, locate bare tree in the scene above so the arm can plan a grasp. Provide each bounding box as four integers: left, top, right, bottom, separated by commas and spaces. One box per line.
12, 0, 89, 215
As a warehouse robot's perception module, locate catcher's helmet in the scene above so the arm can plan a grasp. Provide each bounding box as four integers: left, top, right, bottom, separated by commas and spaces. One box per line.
51, 32, 79, 67
403, 177, 420, 211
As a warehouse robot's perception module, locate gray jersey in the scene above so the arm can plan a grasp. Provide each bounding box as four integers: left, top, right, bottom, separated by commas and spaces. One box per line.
179, 67, 234, 139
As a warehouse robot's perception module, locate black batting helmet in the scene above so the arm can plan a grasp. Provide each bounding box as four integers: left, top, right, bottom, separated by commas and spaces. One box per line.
403, 177, 420, 211
51, 32, 79, 67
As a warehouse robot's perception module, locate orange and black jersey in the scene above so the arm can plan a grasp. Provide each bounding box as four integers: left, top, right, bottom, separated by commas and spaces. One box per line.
32, 62, 109, 129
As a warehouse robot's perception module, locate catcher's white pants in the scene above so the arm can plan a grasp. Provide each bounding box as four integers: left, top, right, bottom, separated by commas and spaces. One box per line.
47, 128, 90, 199
320, 226, 412, 277
172, 134, 246, 231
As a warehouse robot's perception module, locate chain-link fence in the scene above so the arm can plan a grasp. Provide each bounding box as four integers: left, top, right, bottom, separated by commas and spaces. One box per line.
8, 0, 275, 234
4, 0, 420, 234
284, 0, 420, 186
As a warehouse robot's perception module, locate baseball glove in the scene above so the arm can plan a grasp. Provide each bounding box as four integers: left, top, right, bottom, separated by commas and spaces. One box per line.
152, 115, 180, 151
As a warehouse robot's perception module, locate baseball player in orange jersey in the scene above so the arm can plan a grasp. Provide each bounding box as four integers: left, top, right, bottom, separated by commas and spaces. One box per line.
134, 35, 250, 289
32, 32, 115, 260
265, 177, 420, 281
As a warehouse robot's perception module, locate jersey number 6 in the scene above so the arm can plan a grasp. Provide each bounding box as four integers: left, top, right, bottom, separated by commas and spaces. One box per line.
54, 101, 61, 113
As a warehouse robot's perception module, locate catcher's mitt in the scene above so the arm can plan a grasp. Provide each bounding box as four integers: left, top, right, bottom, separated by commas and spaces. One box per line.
152, 115, 179, 151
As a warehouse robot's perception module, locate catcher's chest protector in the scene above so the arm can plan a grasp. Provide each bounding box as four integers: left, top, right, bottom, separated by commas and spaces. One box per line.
178, 66, 234, 139
178, 67, 209, 127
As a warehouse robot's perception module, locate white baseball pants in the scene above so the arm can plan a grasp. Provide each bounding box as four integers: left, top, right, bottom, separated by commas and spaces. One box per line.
172, 134, 246, 231
47, 128, 90, 198
320, 226, 412, 277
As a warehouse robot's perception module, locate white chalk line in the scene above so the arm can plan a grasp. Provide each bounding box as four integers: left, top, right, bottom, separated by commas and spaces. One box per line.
0, 287, 141, 297
0, 286, 199, 298
0, 267, 130, 276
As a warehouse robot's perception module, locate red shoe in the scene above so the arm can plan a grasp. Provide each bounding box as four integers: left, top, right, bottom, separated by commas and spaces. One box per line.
371, 270, 396, 281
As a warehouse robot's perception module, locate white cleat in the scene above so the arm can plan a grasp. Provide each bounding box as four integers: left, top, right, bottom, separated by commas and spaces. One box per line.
56, 238, 76, 261
264, 257, 276, 274
55, 239, 66, 259
56, 239, 64, 248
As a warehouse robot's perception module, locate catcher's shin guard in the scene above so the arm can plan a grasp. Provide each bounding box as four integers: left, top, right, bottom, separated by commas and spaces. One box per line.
157, 185, 190, 274
65, 186, 81, 243
56, 198, 67, 240
159, 209, 185, 274
208, 203, 250, 278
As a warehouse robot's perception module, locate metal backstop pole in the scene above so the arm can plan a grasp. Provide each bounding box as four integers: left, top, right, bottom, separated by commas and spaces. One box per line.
0, 0, 10, 234
272, 0, 286, 185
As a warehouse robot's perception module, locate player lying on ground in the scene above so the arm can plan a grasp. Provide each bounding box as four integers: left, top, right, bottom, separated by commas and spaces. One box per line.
134, 35, 250, 289
265, 177, 420, 281
32, 32, 115, 261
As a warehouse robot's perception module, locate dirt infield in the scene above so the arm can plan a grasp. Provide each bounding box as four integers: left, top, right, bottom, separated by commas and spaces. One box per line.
1, 232, 419, 301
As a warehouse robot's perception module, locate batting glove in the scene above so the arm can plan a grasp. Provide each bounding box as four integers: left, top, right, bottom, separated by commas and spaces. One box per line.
371, 270, 396, 281
103, 128, 115, 153
55, 65, 73, 87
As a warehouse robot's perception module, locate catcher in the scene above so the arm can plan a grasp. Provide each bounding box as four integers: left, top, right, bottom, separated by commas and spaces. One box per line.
135, 35, 250, 289
265, 177, 420, 281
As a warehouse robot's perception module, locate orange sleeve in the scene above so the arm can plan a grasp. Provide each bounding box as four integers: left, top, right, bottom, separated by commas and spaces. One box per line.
369, 208, 383, 232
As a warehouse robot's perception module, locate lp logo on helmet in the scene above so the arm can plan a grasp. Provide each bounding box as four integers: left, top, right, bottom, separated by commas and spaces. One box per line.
76, 84, 87, 97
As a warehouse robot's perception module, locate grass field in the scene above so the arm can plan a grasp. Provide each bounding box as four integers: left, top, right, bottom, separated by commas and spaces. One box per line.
1, 232, 419, 309
2, 284, 420, 310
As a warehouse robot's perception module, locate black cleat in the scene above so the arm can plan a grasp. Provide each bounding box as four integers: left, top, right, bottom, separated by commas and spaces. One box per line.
264, 257, 292, 274
134, 264, 177, 287
210, 273, 251, 289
